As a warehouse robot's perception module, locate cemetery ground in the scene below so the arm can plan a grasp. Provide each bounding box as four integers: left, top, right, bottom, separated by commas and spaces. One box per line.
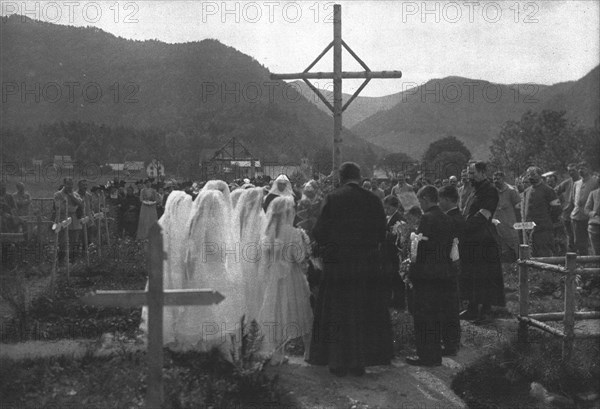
1, 235, 599, 408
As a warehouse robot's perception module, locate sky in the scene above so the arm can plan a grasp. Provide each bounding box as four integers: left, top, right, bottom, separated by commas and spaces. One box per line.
2, 0, 599, 96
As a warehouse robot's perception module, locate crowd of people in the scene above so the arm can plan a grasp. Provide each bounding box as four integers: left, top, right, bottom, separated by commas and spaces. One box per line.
1, 159, 599, 374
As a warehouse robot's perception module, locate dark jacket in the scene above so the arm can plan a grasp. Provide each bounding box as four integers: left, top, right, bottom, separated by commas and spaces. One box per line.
465, 178, 499, 239
409, 205, 454, 281
446, 207, 466, 242
462, 178, 505, 306
314, 182, 387, 263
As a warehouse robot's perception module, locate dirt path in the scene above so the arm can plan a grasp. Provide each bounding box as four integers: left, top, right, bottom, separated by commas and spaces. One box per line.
265, 319, 519, 409
268, 355, 472, 409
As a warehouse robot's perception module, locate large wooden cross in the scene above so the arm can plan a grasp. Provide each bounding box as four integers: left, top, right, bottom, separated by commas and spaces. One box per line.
270, 4, 402, 183
81, 223, 225, 409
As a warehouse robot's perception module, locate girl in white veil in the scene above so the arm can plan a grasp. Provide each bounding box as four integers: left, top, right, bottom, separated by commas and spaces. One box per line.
233, 187, 266, 324
140, 191, 193, 344
230, 188, 245, 210
202, 180, 232, 208
257, 196, 313, 364
178, 189, 244, 359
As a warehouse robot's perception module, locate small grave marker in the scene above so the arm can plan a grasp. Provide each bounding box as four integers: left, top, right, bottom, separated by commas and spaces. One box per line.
81, 223, 225, 408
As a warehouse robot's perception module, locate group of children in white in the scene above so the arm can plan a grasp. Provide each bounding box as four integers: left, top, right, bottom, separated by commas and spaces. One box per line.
140, 179, 313, 364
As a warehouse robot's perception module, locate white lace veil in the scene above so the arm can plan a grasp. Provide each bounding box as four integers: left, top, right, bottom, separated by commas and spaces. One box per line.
235, 187, 266, 241
140, 190, 193, 343
233, 187, 267, 323
177, 189, 243, 357
159, 191, 193, 289
230, 188, 244, 210
258, 196, 311, 355
202, 180, 232, 207
263, 196, 296, 244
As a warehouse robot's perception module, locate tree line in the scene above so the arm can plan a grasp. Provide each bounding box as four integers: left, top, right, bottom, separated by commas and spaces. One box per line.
2, 110, 597, 182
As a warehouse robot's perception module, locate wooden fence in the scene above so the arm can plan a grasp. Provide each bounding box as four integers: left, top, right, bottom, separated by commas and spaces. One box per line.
517, 244, 600, 360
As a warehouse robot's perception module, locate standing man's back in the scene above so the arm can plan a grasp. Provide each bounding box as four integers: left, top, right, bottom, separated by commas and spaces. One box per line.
570, 162, 599, 255
555, 164, 579, 252
314, 182, 386, 260
309, 162, 392, 377
492, 172, 521, 262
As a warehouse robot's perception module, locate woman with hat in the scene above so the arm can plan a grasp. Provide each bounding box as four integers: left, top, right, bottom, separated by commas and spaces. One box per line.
136, 178, 158, 240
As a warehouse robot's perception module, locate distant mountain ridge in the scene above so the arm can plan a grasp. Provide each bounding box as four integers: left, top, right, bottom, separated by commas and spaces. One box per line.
290, 80, 405, 127
350, 67, 599, 159
294, 68, 599, 160
1, 15, 381, 168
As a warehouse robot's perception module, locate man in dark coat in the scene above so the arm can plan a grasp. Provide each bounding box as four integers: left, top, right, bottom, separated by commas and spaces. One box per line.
406, 185, 455, 366
438, 185, 464, 356
119, 186, 140, 238
308, 162, 393, 377
460, 162, 505, 321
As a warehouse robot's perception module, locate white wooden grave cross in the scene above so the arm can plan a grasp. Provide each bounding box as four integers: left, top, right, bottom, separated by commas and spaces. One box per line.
93, 191, 111, 258
80, 211, 91, 267
513, 221, 536, 246
270, 4, 403, 184
51, 197, 72, 290
80, 223, 225, 409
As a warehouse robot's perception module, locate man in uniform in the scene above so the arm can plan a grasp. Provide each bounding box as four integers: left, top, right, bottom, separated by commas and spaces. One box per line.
523, 167, 561, 257
570, 162, 599, 255
555, 163, 579, 252
492, 171, 521, 263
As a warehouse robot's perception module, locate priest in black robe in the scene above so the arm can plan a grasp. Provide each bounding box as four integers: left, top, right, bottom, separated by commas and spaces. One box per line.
308, 162, 393, 377
460, 161, 505, 321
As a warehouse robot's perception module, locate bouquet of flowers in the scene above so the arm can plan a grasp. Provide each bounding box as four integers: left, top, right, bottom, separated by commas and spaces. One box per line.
391, 220, 404, 236
399, 257, 413, 289
298, 227, 311, 259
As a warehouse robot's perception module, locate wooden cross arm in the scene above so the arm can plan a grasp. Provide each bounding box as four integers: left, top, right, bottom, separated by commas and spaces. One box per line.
270, 70, 402, 80
80, 289, 225, 308
513, 221, 536, 230
52, 217, 72, 233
